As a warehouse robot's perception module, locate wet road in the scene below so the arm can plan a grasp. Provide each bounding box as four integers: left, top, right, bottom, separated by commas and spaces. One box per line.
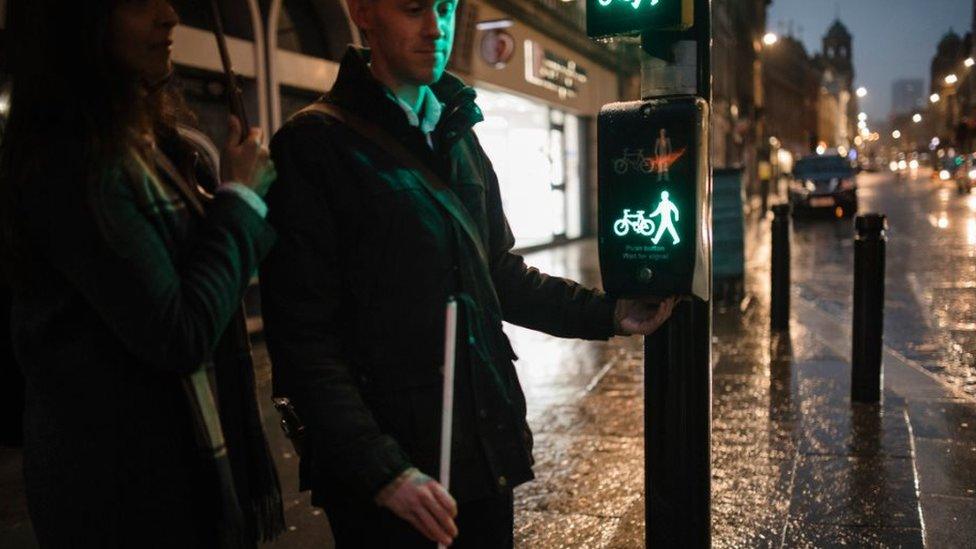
791, 167, 976, 398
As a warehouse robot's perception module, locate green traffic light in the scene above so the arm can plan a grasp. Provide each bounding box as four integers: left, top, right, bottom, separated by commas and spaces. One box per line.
596, 0, 660, 10
586, 0, 693, 38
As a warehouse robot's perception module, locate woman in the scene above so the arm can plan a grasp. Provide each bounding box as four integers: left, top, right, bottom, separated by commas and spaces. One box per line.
0, 0, 284, 546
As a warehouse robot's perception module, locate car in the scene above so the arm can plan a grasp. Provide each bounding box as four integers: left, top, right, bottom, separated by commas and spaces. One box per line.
940, 154, 974, 194
788, 154, 858, 217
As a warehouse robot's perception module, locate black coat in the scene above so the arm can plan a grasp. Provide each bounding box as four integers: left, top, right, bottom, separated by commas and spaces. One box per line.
260, 47, 616, 507
10, 135, 280, 546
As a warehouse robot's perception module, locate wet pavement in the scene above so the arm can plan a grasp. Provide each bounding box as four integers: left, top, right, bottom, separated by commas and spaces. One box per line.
3, 169, 976, 547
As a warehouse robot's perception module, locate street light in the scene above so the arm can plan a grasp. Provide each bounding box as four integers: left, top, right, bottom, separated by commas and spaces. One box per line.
913, 113, 922, 123
856, 87, 868, 98
762, 32, 778, 46
966, 57, 975, 68
946, 74, 959, 85
931, 93, 941, 103
892, 130, 902, 139
858, 112, 868, 121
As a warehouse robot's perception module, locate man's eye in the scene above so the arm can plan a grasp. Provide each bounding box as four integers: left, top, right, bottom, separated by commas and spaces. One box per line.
436, 1, 456, 16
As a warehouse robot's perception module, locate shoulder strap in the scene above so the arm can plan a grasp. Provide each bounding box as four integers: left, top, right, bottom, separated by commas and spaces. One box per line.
294, 102, 490, 267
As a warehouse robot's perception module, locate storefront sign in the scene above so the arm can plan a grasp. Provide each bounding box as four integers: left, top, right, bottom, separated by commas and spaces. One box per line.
480, 29, 516, 69
524, 40, 588, 99
598, 96, 710, 299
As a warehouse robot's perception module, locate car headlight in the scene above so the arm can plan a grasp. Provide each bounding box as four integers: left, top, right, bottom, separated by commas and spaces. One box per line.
804, 180, 816, 192
898, 160, 908, 170
889, 161, 899, 172
910, 160, 920, 169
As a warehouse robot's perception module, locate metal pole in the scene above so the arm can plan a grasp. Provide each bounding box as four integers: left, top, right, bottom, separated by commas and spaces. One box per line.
851, 214, 887, 403
645, 297, 711, 547
770, 204, 791, 331
643, 1, 711, 546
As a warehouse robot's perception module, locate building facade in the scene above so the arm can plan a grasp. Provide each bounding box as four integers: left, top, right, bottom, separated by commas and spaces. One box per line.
711, 0, 770, 198
814, 20, 856, 150
762, 34, 820, 158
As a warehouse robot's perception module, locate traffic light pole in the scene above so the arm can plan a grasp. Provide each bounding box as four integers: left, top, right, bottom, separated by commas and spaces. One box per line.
642, 0, 712, 546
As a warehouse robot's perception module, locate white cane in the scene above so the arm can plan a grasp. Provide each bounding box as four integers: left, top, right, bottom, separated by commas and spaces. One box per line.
438, 297, 458, 549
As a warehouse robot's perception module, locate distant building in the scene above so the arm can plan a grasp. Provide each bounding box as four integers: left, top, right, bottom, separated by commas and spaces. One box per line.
891, 79, 925, 117
929, 28, 974, 149
762, 35, 820, 156
711, 0, 770, 198
814, 19, 856, 149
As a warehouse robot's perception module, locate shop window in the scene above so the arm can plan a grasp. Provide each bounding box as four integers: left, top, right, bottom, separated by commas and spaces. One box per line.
474, 87, 585, 249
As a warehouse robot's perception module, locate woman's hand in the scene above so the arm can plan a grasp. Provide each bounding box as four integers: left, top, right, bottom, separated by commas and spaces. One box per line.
614, 296, 678, 336
221, 115, 276, 197
376, 468, 458, 545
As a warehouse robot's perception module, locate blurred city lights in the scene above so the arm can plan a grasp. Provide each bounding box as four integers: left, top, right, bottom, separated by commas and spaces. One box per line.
967, 57, 975, 67
892, 130, 902, 139
910, 159, 920, 170
913, 113, 922, 123
762, 32, 779, 46
941, 170, 952, 181
856, 87, 868, 98
946, 74, 959, 85
857, 112, 868, 121
931, 93, 941, 103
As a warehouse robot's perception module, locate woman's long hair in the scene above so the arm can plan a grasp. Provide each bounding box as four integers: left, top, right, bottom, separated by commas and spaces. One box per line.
0, 0, 194, 267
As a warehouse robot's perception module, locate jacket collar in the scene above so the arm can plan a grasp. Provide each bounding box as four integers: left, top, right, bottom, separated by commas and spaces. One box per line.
325, 46, 484, 146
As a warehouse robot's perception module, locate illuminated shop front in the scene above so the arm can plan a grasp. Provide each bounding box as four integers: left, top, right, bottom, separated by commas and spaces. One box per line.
474, 88, 583, 248
462, 0, 628, 250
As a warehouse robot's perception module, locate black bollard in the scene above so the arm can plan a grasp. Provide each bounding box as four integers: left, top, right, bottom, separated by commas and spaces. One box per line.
770, 204, 791, 331
851, 214, 887, 403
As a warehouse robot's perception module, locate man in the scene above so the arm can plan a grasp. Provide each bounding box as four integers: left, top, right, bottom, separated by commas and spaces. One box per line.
260, 0, 676, 546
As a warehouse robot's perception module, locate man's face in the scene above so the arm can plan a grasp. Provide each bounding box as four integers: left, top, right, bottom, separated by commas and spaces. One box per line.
355, 0, 458, 86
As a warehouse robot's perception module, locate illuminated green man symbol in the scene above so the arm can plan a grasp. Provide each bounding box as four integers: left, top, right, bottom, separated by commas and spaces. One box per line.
597, 0, 659, 9
649, 190, 680, 246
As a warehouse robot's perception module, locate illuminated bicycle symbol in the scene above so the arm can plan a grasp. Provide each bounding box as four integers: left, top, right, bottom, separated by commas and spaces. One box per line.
613, 209, 656, 237
598, 0, 659, 8
613, 148, 654, 175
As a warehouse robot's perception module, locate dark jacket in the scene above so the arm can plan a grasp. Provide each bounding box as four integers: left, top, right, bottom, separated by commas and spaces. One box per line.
261, 47, 616, 507
10, 134, 281, 546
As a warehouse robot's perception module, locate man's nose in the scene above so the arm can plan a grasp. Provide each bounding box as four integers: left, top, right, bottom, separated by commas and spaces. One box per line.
157, 0, 180, 29
421, 9, 443, 39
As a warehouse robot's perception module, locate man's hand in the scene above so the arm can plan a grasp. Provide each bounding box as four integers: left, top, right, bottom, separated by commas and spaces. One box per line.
613, 296, 678, 336
376, 468, 458, 545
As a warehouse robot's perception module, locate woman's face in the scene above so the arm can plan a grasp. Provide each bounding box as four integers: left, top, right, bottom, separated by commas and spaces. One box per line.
110, 0, 179, 84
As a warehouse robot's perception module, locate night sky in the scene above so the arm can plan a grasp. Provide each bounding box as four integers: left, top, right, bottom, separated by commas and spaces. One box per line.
768, 0, 972, 122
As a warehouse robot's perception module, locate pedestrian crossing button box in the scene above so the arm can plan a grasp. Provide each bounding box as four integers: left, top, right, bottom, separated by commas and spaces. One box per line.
598, 96, 710, 299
